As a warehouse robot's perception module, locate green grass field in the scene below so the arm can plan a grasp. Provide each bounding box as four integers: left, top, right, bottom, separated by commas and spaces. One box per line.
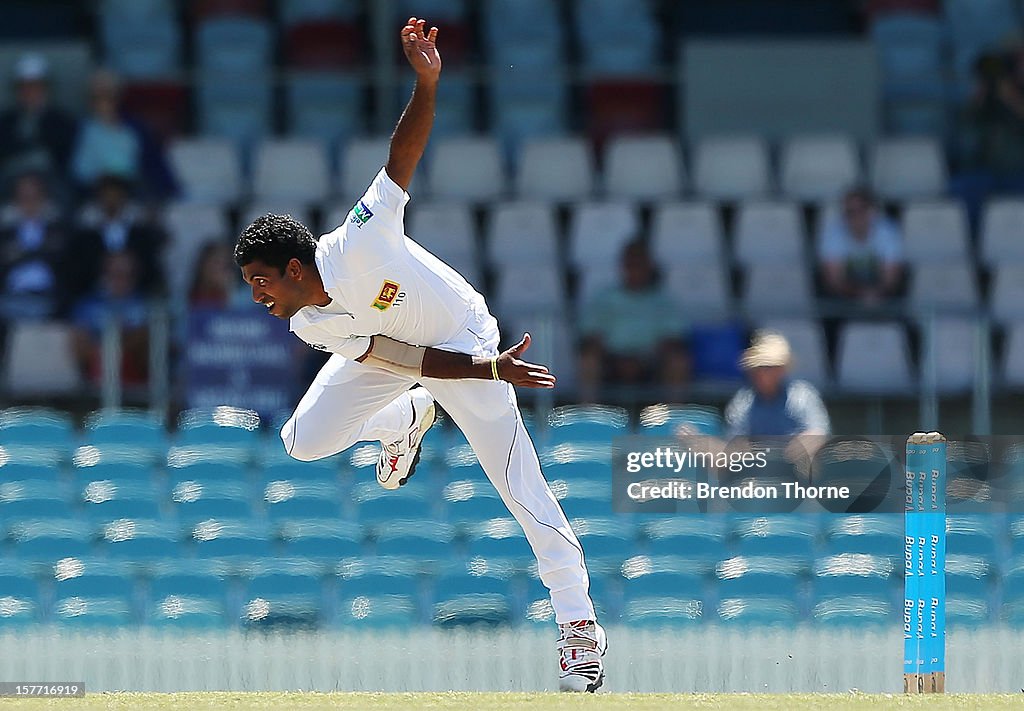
0, 693, 1020, 710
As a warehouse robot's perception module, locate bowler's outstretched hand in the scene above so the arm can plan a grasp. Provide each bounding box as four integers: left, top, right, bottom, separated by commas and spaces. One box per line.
401, 17, 441, 80
496, 333, 557, 389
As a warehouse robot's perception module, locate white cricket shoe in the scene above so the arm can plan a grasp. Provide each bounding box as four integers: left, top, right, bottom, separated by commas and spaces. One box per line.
558, 619, 607, 692
375, 388, 436, 490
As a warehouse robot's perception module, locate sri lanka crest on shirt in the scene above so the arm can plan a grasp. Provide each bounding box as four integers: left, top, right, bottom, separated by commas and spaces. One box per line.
371, 280, 401, 311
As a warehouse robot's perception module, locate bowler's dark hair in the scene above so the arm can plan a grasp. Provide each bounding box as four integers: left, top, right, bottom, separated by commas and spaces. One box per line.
234, 213, 316, 272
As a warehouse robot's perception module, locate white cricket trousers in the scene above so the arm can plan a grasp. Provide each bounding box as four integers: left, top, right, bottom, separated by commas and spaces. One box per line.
279, 319, 597, 624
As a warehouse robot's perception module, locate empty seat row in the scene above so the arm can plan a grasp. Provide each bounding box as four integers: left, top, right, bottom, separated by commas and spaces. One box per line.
169, 134, 950, 206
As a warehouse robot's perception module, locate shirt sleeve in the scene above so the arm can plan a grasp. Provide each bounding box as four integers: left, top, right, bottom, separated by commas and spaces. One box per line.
817, 211, 848, 263
786, 381, 831, 434
345, 166, 410, 243
875, 218, 905, 264
724, 389, 753, 438
294, 331, 371, 361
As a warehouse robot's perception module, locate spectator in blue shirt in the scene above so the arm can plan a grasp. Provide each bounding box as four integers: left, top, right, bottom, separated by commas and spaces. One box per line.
578, 239, 690, 403
725, 330, 830, 438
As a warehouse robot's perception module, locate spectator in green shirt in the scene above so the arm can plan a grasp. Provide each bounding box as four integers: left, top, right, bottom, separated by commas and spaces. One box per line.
578, 240, 690, 404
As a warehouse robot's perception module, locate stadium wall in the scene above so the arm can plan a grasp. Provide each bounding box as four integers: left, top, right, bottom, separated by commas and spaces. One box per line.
2, 626, 1020, 694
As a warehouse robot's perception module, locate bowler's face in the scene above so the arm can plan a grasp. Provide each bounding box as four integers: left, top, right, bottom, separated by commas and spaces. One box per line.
241, 259, 305, 319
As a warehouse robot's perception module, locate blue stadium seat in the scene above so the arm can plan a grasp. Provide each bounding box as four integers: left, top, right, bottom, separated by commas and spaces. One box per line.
732, 516, 818, 561
485, 0, 562, 67
100, 519, 182, 561
374, 520, 456, 560
336, 594, 418, 628
176, 407, 262, 448
811, 596, 892, 627
541, 447, 612, 481
167, 459, 249, 485
946, 557, 991, 627
72, 450, 156, 485
946, 516, 999, 558
442, 479, 508, 526
354, 483, 435, 521
645, 518, 728, 565
264, 480, 341, 521
197, 72, 273, 146
623, 596, 704, 627
53, 565, 134, 599
638, 404, 724, 437
260, 458, 340, 485
871, 13, 946, 102
572, 0, 658, 76
812, 553, 894, 601
0, 408, 75, 449
83, 409, 168, 454
280, 0, 361, 26
431, 562, 515, 627
716, 556, 804, 600
824, 515, 902, 558
287, 72, 364, 149
547, 405, 629, 444
944, 0, 1020, 79
191, 520, 274, 560
466, 518, 531, 561
244, 560, 325, 629
51, 596, 135, 628
1009, 517, 1024, 556
570, 517, 636, 566
0, 595, 37, 627
620, 558, 706, 627
280, 520, 362, 561
196, 17, 273, 74
337, 557, 421, 599
80, 480, 163, 522
716, 597, 800, 627
0, 568, 40, 600
103, 16, 181, 78
0, 480, 75, 523
347, 443, 382, 481
0, 447, 64, 483
169, 480, 253, 524
10, 521, 94, 563
399, 71, 474, 137
393, 0, 466, 22
148, 560, 231, 628
553, 479, 613, 520
148, 594, 226, 629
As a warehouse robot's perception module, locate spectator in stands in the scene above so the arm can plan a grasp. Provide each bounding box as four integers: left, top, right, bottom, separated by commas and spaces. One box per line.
578, 239, 690, 403
817, 186, 905, 308
71, 70, 139, 189
0, 53, 77, 188
70, 173, 166, 300
724, 330, 830, 438
71, 251, 149, 386
70, 69, 178, 200
951, 46, 1024, 227
189, 240, 248, 308
0, 170, 70, 320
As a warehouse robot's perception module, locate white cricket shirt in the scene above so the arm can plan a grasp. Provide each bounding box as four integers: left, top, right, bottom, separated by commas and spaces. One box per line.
289, 167, 489, 358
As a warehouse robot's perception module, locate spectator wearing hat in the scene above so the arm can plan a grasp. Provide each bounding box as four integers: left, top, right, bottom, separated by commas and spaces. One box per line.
0, 53, 78, 183
817, 186, 905, 309
724, 330, 830, 439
